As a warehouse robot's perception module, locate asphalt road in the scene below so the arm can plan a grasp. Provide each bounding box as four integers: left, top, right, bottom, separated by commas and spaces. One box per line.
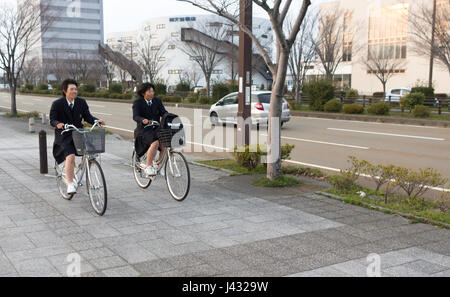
1, 92, 449, 187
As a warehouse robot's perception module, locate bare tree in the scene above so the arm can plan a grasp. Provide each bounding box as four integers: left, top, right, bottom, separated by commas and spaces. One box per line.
178, 20, 229, 97
137, 31, 168, 83
364, 52, 407, 96
288, 10, 316, 104
182, 65, 203, 88
410, 1, 450, 74
0, 0, 53, 115
21, 56, 42, 85
178, 0, 311, 180
313, 6, 357, 80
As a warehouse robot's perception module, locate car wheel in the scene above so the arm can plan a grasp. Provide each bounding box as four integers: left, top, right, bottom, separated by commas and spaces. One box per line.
210, 112, 219, 126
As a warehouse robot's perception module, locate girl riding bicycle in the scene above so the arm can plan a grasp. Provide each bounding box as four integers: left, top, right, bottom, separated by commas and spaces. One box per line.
133, 83, 168, 176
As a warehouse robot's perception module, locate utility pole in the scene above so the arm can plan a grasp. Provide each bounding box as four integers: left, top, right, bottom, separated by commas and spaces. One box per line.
428, 0, 437, 88
237, 0, 252, 147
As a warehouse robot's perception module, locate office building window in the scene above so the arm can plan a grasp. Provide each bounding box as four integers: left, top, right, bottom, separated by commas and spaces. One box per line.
156, 24, 165, 29
168, 44, 175, 50
368, 4, 409, 61
168, 70, 182, 74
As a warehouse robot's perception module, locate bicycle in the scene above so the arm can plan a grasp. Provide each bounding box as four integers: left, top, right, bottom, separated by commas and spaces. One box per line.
55, 121, 108, 216
132, 120, 190, 201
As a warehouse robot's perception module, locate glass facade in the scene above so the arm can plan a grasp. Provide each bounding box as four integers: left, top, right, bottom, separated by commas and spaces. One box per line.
368, 3, 409, 60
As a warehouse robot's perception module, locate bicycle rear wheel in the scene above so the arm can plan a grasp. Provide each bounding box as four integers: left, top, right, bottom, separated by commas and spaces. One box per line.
86, 159, 107, 216
55, 161, 74, 200
165, 152, 190, 201
132, 150, 151, 189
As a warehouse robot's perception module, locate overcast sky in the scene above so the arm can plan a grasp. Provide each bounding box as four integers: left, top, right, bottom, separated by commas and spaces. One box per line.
104, 0, 326, 34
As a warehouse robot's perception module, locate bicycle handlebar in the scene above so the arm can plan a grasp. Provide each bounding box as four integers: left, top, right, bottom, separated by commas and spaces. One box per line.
61, 120, 102, 135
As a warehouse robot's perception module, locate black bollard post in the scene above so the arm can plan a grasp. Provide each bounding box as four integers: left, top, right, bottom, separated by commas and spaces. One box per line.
39, 130, 48, 174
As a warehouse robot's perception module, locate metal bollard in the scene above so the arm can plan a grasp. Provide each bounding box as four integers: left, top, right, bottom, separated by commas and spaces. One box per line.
41, 113, 47, 125
39, 130, 48, 174
29, 117, 36, 133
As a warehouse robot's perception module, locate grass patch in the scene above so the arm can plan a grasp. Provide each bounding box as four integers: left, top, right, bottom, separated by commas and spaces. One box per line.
5, 111, 40, 119
251, 175, 301, 188
198, 159, 266, 175
325, 187, 450, 225
282, 165, 326, 180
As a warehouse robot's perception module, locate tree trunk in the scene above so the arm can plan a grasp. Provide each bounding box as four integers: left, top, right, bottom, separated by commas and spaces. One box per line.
10, 83, 17, 116
295, 80, 301, 104
267, 51, 290, 180
206, 74, 211, 98
382, 81, 386, 98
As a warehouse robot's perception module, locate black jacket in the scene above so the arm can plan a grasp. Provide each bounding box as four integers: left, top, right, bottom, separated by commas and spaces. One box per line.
50, 97, 98, 163
132, 96, 168, 136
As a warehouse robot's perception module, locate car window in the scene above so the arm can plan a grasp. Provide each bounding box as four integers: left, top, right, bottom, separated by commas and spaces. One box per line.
391, 89, 401, 95
223, 95, 237, 105
257, 93, 272, 104
402, 90, 410, 96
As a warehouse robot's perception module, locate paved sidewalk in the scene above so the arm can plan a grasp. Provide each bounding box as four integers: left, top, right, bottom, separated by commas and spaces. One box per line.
0, 114, 449, 277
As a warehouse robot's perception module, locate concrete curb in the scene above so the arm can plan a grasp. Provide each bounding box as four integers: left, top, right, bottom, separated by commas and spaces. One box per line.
316, 191, 450, 230
189, 160, 237, 176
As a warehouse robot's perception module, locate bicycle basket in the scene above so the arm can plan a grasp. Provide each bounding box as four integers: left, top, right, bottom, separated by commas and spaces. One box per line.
72, 129, 106, 155
157, 128, 173, 148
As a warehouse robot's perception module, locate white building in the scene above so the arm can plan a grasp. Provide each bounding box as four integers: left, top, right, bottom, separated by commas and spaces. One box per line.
106, 14, 274, 90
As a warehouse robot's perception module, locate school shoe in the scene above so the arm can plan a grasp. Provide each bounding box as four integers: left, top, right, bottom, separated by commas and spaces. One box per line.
67, 182, 77, 195
153, 161, 164, 177
145, 165, 157, 176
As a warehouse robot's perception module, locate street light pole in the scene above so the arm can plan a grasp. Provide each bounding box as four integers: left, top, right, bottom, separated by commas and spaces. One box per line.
237, 0, 252, 147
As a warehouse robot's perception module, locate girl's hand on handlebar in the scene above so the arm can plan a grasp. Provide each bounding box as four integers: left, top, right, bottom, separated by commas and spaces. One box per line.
57, 123, 65, 129
142, 119, 149, 125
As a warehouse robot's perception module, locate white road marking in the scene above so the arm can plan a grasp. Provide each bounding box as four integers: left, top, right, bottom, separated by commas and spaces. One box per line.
89, 104, 105, 108
261, 133, 369, 150
292, 115, 443, 129
328, 128, 446, 141
0, 105, 29, 113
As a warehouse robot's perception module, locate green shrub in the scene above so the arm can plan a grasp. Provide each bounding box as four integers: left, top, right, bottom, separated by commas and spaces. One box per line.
176, 81, 191, 92
80, 83, 96, 93
233, 145, 265, 170
228, 84, 239, 93
212, 83, 230, 101
38, 83, 48, 90
186, 95, 198, 103
413, 105, 430, 118
324, 99, 343, 113
411, 86, 434, 98
367, 102, 390, 115
109, 83, 122, 94
24, 83, 34, 91
302, 79, 335, 111
394, 167, 448, 202
345, 89, 359, 101
404, 92, 425, 111
281, 144, 295, 160
343, 104, 364, 114
198, 96, 210, 105
154, 83, 167, 96
161, 95, 182, 103
327, 175, 355, 192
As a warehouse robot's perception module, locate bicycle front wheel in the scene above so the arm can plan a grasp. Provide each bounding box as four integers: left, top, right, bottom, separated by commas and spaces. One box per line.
55, 161, 74, 200
132, 150, 151, 189
165, 152, 190, 201
87, 159, 107, 216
